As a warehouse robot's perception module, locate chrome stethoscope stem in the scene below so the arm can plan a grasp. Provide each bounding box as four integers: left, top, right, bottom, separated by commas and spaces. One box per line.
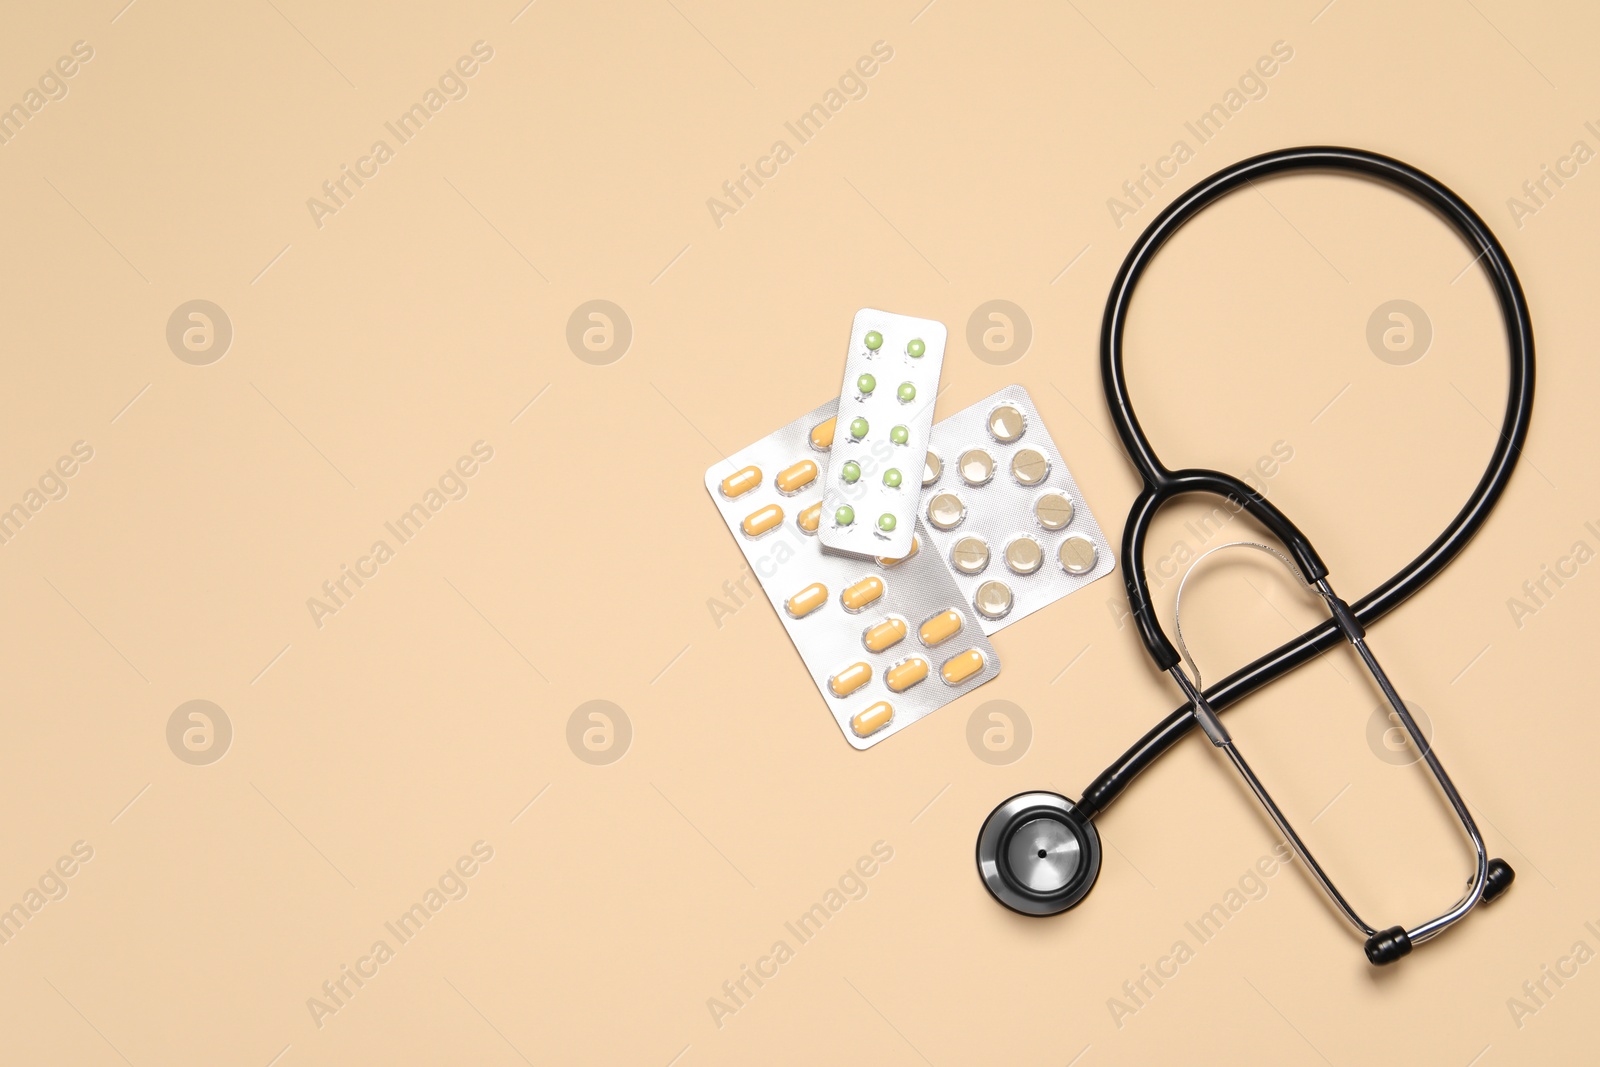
1167, 666, 1377, 938
1169, 578, 1493, 950
1312, 580, 1490, 945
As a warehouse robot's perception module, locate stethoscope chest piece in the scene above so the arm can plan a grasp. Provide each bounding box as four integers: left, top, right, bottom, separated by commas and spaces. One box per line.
977, 792, 1101, 916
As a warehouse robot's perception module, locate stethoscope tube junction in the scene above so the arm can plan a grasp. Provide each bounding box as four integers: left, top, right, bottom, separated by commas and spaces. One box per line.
977, 147, 1531, 964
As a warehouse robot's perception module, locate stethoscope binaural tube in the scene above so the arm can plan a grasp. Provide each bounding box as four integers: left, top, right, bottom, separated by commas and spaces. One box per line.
1089, 146, 1534, 813
977, 147, 1532, 958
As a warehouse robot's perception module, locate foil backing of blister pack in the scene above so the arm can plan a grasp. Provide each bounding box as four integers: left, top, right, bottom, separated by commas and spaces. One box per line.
918, 385, 1116, 634
706, 398, 1001, 749
818, 309, 948, 559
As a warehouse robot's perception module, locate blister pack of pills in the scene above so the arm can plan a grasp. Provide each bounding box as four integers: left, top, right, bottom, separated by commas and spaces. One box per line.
818, 309, 948, 559
705, 398, 1001, 749
918, 385, 1116, 634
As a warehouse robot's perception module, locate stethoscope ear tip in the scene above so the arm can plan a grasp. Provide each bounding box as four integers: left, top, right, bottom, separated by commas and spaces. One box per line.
1483, 857, 1516, 903
976, 792, 1101, 916
1363, 925, 1413, 965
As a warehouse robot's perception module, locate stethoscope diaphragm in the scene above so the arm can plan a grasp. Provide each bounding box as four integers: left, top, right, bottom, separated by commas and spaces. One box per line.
976, 792, 1100, 916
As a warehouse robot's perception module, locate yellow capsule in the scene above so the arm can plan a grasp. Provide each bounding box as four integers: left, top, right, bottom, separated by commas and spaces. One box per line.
786, 582, 827, 619
742, 503, 783, 537
720, 465, 762, 498
810, 416, 837, 451
852, 701, 893, 738
876, 536, 919, 567
840, 575, 885, 613
797, 501, 823, 534
830, 661, 872, 697
885, 657, 929, 692
941, 648, 986, 685
919, 609, 963, 647
776, 458, 818, 494
863, 617, 908, 653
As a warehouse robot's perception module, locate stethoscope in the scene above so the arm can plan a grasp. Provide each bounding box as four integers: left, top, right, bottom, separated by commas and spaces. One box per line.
976, 147, 1533, 964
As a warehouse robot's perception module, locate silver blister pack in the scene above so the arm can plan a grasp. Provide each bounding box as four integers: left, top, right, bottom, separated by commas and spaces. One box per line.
917, 385, 1116, 634
817, 308, 948, 559
705, 398, 1001, 749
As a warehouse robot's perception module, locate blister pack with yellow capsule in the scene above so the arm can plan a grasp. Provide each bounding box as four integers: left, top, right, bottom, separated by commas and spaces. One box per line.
705, 398, 1001, 749
918, 384, 1116, 633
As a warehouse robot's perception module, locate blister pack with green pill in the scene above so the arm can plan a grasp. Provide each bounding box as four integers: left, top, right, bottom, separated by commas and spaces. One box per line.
818, 309, 948, 559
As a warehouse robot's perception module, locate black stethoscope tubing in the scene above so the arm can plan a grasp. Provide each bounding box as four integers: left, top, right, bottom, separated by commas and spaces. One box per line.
1079, 145, 1535, 818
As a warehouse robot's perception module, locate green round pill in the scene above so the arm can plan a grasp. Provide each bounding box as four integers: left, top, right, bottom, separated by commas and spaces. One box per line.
850, 417, 868, 439
836, 505, 855, 526
857, 373, 876, 394
889, 424, 909, 445
864, 331, 883, 351
883, 468, 902, 488
907, 338, 926, 358
878, 513, 897, 532
841, 461, 861, 483
897, 382, 916, 403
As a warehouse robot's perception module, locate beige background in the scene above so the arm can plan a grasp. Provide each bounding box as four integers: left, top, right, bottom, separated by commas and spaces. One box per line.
0, 0, 1595, 1063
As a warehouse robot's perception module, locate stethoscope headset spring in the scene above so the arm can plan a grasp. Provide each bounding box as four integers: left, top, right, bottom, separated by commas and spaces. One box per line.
976, 146, 1531, 964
